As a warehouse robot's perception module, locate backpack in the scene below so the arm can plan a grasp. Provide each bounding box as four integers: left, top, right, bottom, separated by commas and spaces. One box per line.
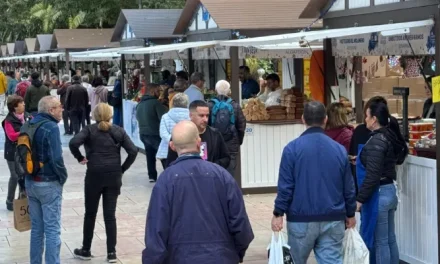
15, 120, 49, 179
210, 98, 236, 141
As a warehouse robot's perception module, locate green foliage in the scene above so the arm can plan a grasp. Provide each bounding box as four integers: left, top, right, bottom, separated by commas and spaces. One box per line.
0, 0, 186, 43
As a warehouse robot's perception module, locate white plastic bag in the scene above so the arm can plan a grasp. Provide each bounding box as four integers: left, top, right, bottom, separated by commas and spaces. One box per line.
267, 232, 293, 264
342, 228, 369, 264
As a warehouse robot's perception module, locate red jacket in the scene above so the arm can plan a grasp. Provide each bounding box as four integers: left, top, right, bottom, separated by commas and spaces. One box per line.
325, 126, 354, 153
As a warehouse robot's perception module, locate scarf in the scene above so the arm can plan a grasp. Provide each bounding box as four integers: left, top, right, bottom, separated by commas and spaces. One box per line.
14, 113, 25, 124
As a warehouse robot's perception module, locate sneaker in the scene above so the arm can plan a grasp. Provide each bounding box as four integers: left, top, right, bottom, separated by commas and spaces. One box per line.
73, 248, 92, 261
6, 201, 13, 211
107, 252, 117, 263
149, 179, 156, 183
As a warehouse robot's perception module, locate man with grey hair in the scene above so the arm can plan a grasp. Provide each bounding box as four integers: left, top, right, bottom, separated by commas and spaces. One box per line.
272, 101, 356, 264
184, 72, 205, 104
156, 93, 190, 167
81, 75, 93, 125
25, 95, 68, 264
143, 120, 254, 263
57, 74, 72, 135
208, 80, 246, 178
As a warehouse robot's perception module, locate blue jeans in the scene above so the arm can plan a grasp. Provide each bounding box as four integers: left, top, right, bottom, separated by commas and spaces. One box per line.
287, 221, 345, 264
374, 184, 399, 264
25, 179, 63, 264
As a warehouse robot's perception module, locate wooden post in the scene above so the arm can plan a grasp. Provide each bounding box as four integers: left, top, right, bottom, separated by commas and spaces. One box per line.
434, 8, 440, 264
188, 48, 195, 75
353, 56, 363, 123
143, 54, 151, 84
230, 46, 242, 189
65, 50, 70, 79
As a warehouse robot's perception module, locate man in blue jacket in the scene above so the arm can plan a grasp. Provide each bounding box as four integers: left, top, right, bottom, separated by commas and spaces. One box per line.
272, 101, 356, 264
25, 96, 68, 264
143, 120, 254, 264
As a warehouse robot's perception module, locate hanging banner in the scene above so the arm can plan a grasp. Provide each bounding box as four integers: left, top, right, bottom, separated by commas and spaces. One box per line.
332, 25, 435, 57
239, 46, 314, 59
192, 46, 230, 60
122, 99, 143, 149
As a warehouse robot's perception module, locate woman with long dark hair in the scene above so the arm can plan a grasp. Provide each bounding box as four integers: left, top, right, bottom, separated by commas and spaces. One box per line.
69, 103, 138, 263
356, 101, 407, 263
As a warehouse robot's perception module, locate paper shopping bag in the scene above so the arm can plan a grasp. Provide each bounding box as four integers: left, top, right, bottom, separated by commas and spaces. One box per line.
13, 197, 31, 232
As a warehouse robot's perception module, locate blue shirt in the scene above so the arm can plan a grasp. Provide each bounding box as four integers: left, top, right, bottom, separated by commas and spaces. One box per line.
241, 79, 259, 99
274, 127, 356, 222
184, 85, 204, 103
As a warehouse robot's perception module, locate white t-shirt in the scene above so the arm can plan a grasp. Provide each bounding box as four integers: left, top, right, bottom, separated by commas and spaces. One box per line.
265, 89, 282, 107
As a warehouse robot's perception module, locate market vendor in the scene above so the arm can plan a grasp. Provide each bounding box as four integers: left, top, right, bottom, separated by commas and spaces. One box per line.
261, 73, 282, 107
422, 77, 435, 119
239, 66, 260, 99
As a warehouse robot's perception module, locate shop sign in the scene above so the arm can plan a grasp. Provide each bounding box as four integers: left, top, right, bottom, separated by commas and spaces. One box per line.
239, 47, 313, 59
332, 25, 435, 57
432, 76, 440, 103
245, 126, 254, 136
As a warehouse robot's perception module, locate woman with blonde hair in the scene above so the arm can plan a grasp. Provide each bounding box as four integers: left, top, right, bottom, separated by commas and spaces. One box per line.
325, 102, 353, 152
69, 103, 138, 263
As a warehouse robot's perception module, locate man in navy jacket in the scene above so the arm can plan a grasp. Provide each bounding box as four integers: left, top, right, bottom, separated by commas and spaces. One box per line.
143, 120, 254, 264
272, 101, 356, 264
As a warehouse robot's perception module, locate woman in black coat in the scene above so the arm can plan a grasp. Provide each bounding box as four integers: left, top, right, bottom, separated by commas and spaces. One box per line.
69, 103, 138, 263
357, 101, 407, 264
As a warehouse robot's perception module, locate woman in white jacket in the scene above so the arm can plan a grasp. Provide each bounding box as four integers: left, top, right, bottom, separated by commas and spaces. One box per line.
156, 93, 190, 168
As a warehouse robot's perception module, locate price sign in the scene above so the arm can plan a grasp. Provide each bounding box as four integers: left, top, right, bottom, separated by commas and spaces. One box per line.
245, 126, 254, 136
432, 76, 440, 103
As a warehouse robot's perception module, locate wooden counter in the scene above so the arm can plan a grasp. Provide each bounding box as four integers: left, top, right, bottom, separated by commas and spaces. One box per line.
240, 123, 305, 189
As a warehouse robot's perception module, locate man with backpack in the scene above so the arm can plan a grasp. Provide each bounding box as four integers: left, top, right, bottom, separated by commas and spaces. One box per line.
16, 96, 68, 264
208, 80, 246, 178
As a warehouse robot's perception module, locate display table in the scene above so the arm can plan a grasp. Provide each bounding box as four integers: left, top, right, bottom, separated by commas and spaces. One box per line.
240, 122, 305, 189
396, 155, 438, 264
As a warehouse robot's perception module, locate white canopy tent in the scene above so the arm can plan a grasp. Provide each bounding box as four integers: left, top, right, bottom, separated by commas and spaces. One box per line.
118, 41, 219, 55
219, 19, 434, 47
0, 52, 63, 61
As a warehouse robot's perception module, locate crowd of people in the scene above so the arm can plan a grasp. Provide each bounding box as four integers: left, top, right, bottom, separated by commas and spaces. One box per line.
0, 64, 410, 264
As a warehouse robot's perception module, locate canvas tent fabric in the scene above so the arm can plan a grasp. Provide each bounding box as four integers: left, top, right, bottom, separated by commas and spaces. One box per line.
14, 41, 27, 55
218, 19, 434, 46
173, 0, 318, 35
25, 38, 37, 53
36, 34, 56, 52
111, 9, 183, 42
54, 29, 119, 49
7, 43, 15, 56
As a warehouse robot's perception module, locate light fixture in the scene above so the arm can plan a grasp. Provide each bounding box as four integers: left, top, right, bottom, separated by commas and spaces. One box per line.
381, 28, 410, 36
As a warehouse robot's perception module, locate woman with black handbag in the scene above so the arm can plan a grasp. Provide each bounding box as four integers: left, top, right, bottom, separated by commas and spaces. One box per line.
69, 103, 138, 263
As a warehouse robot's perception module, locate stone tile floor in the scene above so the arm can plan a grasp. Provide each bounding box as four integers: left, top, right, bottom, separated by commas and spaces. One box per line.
0, 119, 317, 264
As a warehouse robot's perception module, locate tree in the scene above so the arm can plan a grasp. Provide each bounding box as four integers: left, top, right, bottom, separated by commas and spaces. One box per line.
30, 3, 62, 33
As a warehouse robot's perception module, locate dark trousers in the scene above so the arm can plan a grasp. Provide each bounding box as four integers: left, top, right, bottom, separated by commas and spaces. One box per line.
86, 105, 91, 125
6, 161, 18, 203
82, 183, 120, 253
227, 152, 237, 178
70, 109, 85, 135
62, 110, 72, 134
140, 135, 163, 181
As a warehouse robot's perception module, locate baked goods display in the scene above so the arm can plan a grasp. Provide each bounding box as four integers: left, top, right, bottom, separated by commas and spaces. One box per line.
280, 89, 304, 120
243, 98, 270, 121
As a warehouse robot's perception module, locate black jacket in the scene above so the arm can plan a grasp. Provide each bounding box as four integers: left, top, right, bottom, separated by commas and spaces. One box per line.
2, 113, 30, 161
69, 124, 138, 185
57, 82, 71, 106
357, 127, 407, 203
422, 98, 436, 119
208, 95, 246, 154
65, 82, 89, 111
166, 126, 231, 169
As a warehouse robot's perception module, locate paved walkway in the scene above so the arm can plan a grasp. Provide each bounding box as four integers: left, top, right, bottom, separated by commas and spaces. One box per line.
0, 120, 317, 264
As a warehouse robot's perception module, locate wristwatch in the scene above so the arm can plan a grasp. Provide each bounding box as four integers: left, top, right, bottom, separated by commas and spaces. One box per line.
273, 210, 284, 217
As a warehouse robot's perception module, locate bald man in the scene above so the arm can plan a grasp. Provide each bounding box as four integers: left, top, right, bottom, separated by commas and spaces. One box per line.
142, 121, 254, 264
